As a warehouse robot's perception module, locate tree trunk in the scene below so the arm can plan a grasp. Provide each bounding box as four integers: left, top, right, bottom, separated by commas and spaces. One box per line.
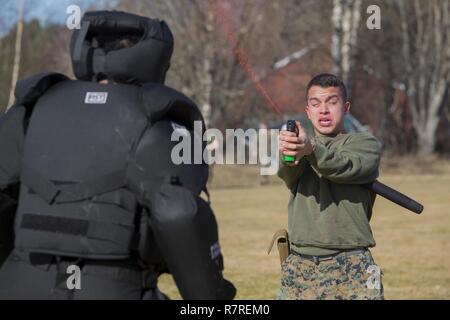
7, 0, 24, 110
331, 0, 343, 76
397, 0, 449, 155
417, 120, 439, 155
331, 0, 362, 98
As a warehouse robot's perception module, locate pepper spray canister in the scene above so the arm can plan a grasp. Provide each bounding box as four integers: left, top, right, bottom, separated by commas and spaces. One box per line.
282, 120, 298, 163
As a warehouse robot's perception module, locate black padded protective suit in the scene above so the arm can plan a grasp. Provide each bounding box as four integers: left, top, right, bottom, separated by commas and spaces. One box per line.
0, 73, 235, 300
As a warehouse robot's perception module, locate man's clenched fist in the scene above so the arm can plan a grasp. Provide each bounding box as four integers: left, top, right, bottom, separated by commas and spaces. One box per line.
279, 121, 314, 166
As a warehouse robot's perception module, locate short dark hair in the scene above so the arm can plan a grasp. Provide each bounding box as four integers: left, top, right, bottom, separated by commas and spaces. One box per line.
306, 73, 348, 102
100, 35, 141, 53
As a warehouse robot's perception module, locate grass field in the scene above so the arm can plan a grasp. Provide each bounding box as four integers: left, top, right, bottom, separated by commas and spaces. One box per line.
159, 162, 450, 300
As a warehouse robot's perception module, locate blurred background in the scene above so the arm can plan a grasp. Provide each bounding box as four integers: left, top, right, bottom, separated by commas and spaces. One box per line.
0, 0, 449, 299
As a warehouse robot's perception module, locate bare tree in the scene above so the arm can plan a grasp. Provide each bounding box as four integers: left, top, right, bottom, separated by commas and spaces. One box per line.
331, 0, 362, 98
7, 0, 24, 110
397, 0, 450, 155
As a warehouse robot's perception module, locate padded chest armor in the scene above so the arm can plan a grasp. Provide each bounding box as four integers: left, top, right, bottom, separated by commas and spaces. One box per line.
13, 76, 206, 260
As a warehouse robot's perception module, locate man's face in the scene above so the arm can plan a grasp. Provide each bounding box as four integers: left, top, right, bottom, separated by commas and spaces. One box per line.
305, 86, 350, 136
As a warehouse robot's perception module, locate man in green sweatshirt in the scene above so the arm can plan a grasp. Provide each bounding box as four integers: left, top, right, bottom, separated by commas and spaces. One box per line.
277, 73, 384, 300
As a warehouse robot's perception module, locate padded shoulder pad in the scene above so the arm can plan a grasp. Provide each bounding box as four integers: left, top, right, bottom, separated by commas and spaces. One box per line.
141, 83, 205, 131
14, 72, 69, 107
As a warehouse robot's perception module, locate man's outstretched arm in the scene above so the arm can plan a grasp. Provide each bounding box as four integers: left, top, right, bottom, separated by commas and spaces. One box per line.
306, 133, 381, 184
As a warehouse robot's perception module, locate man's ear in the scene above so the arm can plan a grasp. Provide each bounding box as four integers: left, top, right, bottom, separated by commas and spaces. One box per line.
344, 101, 351, 113
305, 105, 310, 118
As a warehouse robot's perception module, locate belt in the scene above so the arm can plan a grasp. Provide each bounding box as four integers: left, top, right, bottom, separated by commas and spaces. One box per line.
291, 248, 367, 265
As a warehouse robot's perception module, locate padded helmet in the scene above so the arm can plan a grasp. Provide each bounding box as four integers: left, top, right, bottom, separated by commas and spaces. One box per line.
70, 10, 174, 84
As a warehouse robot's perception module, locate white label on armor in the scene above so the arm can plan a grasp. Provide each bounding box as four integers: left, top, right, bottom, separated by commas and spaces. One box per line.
210, 242, 221, 260
85, 92, 108, 104
171, 121, 190, 136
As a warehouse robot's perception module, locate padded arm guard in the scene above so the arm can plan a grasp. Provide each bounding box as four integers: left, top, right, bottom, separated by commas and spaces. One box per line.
126, 113, 235, 299
0, 187, 18, 266
0, 105, 27, 266
147, 182, 235, 300
0, 72, 67, 265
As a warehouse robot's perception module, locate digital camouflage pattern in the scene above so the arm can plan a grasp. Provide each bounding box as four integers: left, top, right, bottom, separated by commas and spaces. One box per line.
278, 250, 384, 300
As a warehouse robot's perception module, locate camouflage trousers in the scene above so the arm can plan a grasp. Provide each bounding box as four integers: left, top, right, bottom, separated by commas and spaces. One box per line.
278, 249, 384, 300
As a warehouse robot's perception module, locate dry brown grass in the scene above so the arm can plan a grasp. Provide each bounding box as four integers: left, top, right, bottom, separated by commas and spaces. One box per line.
159, 159, 450, 300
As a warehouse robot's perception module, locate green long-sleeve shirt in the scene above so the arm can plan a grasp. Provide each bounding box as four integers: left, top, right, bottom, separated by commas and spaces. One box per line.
277, 132, 381, 256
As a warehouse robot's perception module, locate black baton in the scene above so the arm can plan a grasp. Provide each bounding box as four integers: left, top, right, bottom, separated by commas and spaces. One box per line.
364, 180, 424, 214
